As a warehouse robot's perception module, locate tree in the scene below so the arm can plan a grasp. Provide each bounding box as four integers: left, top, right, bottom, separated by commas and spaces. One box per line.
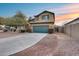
13, 11, 28, 26
4, 11, 28, 26
5, 17, 16, 26
0, 17, 5, 25
14, 11, 25, 19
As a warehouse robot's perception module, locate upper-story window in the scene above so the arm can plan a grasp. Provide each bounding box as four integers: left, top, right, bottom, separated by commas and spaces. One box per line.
42, 15, 49, 20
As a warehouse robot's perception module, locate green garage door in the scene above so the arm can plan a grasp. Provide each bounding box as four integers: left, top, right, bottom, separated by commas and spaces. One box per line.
33, 26, 48, 33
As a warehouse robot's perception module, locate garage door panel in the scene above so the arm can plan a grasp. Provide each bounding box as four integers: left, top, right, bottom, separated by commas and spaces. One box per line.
71, 24, 79, 39
33, 26, 48, 33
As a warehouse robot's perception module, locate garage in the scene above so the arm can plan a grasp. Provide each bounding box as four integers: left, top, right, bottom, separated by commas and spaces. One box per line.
33, 26, 49, 33
64, 18, 79, 39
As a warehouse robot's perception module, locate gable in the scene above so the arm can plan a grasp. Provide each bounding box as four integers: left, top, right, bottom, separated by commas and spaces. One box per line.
35, 10, 54, 17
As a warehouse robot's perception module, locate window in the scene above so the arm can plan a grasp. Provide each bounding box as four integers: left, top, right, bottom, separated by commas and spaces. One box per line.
42, 15, 49, 20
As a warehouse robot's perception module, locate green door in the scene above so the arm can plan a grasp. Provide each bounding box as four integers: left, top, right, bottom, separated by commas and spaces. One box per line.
33, 26, 48, 33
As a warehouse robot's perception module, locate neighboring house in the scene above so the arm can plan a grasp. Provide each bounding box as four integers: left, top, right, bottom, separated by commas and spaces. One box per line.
29, 10, 55, 33
64, 17, 79, 39
15, 24, 29, 32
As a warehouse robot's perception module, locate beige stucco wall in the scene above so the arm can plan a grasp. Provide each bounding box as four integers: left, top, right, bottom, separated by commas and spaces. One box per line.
31, 23, 54, 28
34, 13, 54, 22
64, 25, 71, 35
71, 24, 79, 39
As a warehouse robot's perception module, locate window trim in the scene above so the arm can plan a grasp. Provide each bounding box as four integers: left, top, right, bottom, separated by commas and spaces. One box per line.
42, 15, 49, 20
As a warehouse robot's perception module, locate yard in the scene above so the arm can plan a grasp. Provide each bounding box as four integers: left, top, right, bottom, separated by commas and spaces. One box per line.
11, 33, 79, 56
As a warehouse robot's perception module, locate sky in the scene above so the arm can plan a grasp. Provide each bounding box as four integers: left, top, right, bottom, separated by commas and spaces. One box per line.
0, 3, 79, 25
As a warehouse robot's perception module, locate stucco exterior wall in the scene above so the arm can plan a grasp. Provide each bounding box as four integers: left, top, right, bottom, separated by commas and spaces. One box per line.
71, 24, 79, 39
34, 13, 54, 22
64, 25, 71, 35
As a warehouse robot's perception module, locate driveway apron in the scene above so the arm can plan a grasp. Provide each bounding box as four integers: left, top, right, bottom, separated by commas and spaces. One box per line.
0, 33, 47, 56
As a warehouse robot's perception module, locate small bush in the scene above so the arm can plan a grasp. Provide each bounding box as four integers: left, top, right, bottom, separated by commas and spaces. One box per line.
48, 29, 53, 34
19, 30, 26, 33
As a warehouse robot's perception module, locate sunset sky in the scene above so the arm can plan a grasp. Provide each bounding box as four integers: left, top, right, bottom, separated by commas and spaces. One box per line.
0, 3, 79, 25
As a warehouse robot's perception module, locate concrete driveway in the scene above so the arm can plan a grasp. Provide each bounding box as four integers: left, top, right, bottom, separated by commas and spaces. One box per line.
0, 33, 47, 56
12, 33, 79, 56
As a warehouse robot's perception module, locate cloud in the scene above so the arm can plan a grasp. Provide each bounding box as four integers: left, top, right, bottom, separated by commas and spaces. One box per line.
48, 3, 79, 16
53, 4, 79, 23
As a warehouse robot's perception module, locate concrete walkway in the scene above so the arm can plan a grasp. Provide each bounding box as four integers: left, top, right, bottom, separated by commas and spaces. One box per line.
0, 33, 47, 56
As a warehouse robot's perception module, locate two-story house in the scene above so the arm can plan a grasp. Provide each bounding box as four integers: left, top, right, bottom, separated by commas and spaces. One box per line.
29, 10, 55, 33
